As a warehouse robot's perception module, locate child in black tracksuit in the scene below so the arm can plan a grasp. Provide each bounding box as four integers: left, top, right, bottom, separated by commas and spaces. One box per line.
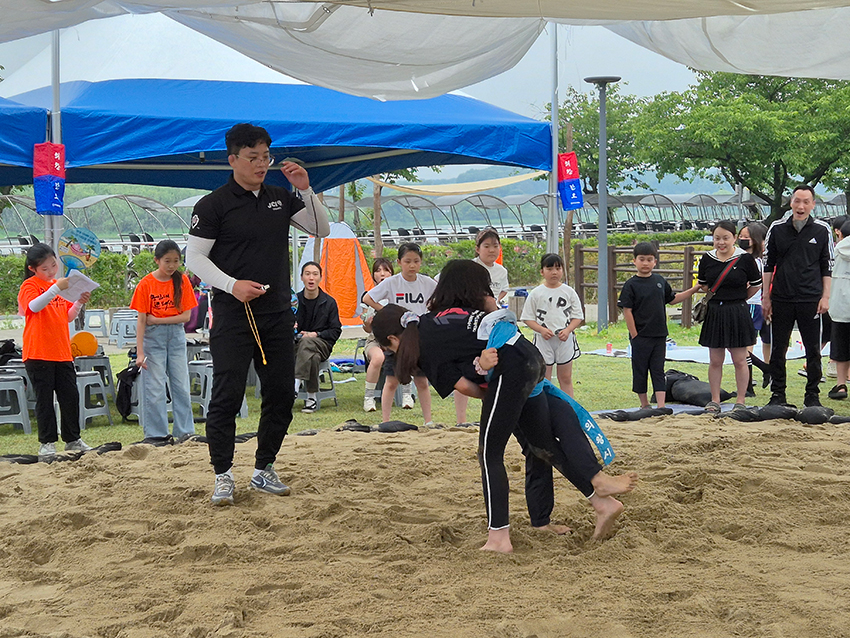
618, 242, 700, 409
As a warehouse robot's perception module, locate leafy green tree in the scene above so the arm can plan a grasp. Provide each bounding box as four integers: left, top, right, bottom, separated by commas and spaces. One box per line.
554, 85, 649, 194
635, 72, 850, 222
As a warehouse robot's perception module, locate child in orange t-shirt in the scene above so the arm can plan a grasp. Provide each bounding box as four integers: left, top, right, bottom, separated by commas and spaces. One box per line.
130, 240, 198, 441
17, 243, 93, 459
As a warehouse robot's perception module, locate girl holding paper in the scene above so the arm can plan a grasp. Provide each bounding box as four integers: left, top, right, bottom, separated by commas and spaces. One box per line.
18, 243, 92, 459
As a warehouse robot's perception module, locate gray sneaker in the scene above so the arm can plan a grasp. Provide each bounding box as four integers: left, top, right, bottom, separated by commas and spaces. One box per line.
65, 439, 93, 452
250, 464, 291, 496
37, 442, 56, 460
211, 474, 235, 506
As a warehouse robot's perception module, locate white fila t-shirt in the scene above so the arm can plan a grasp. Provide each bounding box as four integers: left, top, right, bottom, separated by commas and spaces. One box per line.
473, 257, 510, 298
520, 283, 584, 332
367, 273, 437, 316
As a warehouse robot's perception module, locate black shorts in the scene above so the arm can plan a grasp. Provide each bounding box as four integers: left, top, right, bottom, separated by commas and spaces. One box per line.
831, 321, 850, 362
382, 351, 424, 379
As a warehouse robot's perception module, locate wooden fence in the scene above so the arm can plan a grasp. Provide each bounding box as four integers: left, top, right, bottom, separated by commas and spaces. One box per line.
573, 242, 710, 328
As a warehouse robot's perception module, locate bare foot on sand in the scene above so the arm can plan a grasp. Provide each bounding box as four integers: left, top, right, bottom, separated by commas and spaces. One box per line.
589, 495, 624, 541
534, 523, 571, 535
591, 471, 638, 497
480, 528, 513, 553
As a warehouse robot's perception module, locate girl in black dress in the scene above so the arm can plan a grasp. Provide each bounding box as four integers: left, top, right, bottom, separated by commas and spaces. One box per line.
697, 220, 763, 412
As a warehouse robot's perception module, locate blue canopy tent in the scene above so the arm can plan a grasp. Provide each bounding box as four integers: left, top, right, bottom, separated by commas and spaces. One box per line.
0, 96, 48, 186
4, 79, 551, 192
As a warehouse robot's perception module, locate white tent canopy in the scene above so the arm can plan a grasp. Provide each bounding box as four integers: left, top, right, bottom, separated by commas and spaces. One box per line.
607, 10, 850, 81
4, 2, 850, 101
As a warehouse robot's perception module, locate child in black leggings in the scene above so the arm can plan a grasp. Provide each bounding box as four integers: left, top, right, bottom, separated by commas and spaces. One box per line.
372, 260, 638, 553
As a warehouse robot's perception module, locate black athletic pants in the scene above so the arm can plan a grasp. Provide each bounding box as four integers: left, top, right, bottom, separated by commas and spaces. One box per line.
515, 391, 602, 526
25, 360, 80, 444
207, 308, 295, 474
769, 300, 823, 399
478, 341, 543, 530
629, 335, 667, 395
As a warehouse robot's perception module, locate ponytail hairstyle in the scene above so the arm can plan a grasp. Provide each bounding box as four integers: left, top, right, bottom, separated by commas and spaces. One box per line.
24, 243, 56, 279
155, 239, 184, 312
371, 303, 420, 384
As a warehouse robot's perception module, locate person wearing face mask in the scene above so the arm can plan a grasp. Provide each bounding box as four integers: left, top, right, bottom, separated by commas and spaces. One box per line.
737, 222, 771, 396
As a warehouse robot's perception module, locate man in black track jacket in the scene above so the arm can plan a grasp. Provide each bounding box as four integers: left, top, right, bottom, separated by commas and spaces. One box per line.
763, 184, 834, 407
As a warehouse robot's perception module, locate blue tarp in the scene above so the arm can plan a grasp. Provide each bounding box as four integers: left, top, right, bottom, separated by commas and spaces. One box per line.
5, 79, 551, 192
0, 95, 47, 184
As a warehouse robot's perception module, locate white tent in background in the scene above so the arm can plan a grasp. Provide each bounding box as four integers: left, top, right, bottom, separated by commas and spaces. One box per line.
4, 3, 850, 102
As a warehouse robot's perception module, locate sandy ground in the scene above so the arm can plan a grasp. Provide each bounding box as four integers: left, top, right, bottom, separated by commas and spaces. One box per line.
2, 414, 850, 638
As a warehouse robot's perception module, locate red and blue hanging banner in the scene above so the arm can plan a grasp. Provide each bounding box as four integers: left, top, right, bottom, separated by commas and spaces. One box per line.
557, 152, 584, 211
33, 142, 66, 216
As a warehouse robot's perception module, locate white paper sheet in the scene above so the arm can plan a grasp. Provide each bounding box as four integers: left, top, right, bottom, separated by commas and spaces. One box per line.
58, 269, 100, 303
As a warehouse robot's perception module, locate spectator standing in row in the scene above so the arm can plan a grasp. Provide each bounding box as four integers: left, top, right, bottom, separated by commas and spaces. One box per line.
520, 253, 583, 396
763, 184, 833, 408
618, 242, 699, 409
131, 239, 198, 441
362, 242, 436, 425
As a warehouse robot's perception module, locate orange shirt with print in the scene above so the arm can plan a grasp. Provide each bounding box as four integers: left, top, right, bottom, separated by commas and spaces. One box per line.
130, 273, 198, 318
18, 276, 74, 362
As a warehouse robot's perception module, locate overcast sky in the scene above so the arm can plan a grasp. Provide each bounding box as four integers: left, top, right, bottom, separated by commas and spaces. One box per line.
462, 23, 695, 120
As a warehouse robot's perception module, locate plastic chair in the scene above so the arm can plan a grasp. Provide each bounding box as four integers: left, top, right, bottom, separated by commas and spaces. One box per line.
1, 360, 35, 411
352, 338, 367, 373
0, 372, 31, 434
76, 370, 113, 429
83, 309, 109, 338
109, 310, 137, 348
296, 360, 338, 408
75, 355, 116, 402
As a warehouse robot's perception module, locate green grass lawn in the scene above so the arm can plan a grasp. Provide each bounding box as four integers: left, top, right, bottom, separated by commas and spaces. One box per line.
1, 322, 844, 456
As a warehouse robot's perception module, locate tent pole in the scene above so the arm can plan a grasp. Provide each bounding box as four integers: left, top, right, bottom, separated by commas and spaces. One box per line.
546, 23, 560, 254
48, 30, 63, 254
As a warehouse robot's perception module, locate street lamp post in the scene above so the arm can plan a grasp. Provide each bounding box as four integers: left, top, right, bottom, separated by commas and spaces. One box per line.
584, 76, 620, 333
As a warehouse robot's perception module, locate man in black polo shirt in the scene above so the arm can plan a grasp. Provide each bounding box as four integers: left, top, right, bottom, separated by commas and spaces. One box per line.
186, 123, 330, 505
763, 184, 834, 408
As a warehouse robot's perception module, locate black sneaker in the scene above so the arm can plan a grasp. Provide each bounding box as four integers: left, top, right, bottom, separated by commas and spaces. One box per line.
301, 398, 318, 414
804, 394, 822, 408
768, 394, 787, 406
745, 386, 756, 398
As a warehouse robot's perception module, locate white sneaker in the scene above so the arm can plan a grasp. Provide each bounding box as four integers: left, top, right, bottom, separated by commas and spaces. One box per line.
38, 442, 56, 460
363, 395, 376, 412
827, 360, 838, 378
65, 439, 93, 452
401, 393, 414, 409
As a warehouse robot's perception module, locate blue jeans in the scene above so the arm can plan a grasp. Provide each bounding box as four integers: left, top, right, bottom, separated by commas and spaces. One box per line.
140, 323, 194, 439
